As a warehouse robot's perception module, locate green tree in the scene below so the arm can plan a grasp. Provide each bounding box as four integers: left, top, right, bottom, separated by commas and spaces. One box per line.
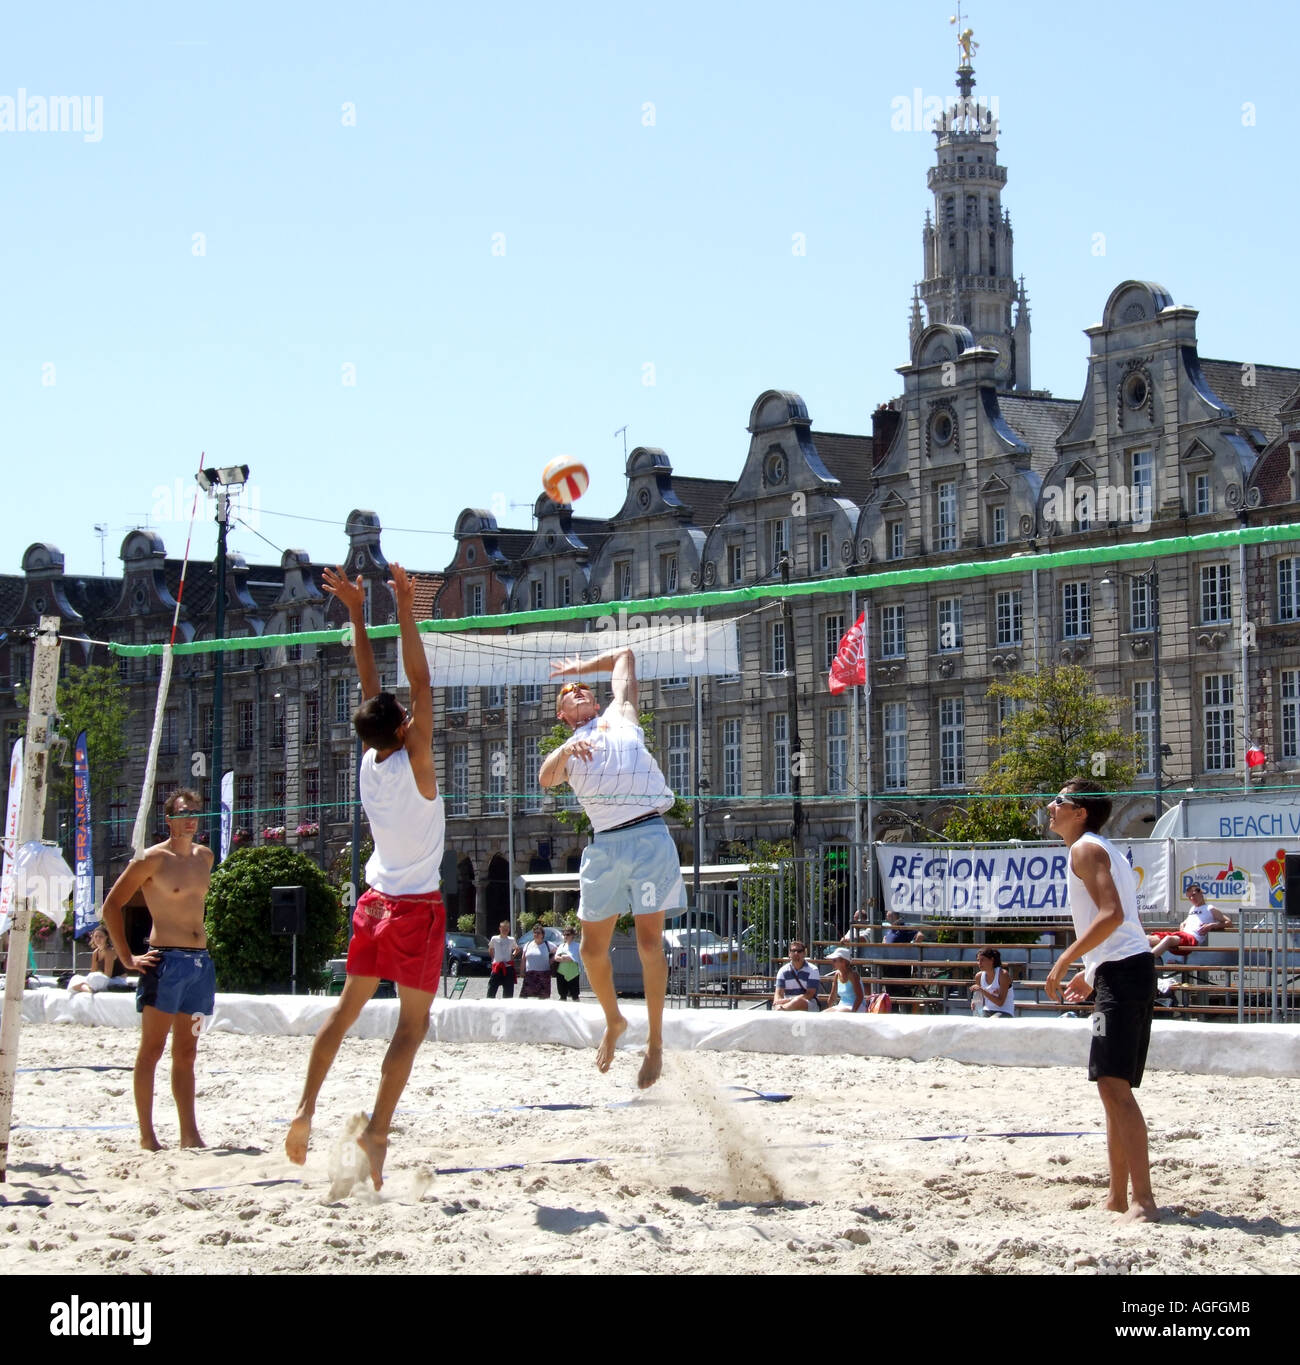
982, 663, 1139, 802
940, 799, 1040, 843
206, 844, 344, 992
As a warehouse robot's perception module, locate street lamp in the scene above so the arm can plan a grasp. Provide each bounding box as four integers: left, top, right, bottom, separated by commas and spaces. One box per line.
196, 464, 250, 863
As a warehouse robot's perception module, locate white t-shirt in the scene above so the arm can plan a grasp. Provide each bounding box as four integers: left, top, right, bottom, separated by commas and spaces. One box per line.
563, 712, 674, 833
360, 746, 445, 896
1066, 832, 1150, 986
489, 934, 517, 965
522, 938, 554, 972
1179, 903, 1221, 942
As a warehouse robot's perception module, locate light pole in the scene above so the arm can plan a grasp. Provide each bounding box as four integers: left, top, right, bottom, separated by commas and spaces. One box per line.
195, 464, 248, 862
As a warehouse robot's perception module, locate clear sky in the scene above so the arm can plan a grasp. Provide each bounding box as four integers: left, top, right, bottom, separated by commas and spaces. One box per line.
3, 0, 1295, 583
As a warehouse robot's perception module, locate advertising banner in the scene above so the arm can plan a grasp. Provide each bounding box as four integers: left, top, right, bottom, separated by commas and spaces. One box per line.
72, 730, 96, 935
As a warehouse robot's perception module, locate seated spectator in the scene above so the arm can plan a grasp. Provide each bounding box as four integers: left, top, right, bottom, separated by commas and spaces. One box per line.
772, 941, 820, 1012
67, 926, 128, 994
883, 910, 924, 944
969, 947, 1016, 1018
1148, 885, 1232, 958
823, 946, 866, 1012
841, 908, 872, 944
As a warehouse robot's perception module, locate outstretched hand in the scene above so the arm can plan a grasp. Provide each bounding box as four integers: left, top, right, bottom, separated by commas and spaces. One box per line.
549, 655, 586, 680
388, 563, 415, 615
322, 565, 365, 613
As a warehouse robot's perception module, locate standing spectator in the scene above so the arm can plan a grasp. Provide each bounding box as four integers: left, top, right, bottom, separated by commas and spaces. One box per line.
773, 941, 821, 1012
555, 926, 582, 1002
488, 919, 520, 998
969, 947, 1016, 1017
519, 923, 556, 1000
824, 946, 866, 1012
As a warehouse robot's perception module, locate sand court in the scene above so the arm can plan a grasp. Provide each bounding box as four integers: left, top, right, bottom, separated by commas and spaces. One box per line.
3, 997, 1299, 1277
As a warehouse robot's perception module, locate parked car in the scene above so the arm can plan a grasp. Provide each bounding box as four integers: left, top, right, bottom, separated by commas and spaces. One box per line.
662, 927, 751, 982
444, 932, 493, 976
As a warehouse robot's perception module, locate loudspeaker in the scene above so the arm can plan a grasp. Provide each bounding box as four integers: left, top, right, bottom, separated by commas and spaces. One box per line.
1286, 854, 1300, 919
271, 885, 307, 935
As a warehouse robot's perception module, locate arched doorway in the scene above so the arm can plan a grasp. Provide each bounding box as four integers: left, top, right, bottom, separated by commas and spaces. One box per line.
457, 857, 476, 934
485, 855, 510, 935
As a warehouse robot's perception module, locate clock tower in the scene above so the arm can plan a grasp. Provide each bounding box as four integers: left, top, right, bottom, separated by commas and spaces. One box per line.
915, 35, 1032, 391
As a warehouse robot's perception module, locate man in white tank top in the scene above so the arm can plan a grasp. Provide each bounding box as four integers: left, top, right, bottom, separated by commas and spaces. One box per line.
1045, 780, 1158, 1223
286, 564, 445, 1192
539, 647, 682, 1090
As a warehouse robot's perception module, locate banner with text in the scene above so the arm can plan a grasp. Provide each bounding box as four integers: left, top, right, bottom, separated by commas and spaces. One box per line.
0, 739, 23, 935
72, 730, 96, 935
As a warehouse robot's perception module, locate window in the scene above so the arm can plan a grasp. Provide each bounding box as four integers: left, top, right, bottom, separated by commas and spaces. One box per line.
333, 767, 350, 815
484, 742, 506, 813
200, 705, 214, 752
1129, 576, 1152, 633
467, 582, 484, 617
816, 532, 831, 572
1278, 558, 1300, 622
823, 613, 846, 671
523, 737, 543, 812
521, 683, 542, 705
883, 521, 901, 561
286, 614, 302, 662
531, 580, 545, 610
1061, 581, 1091, 638
484, 684, 504, 710
720, 718, 742, 797
237, 700, 254, 750
729, 544, 743, 583
939, 697, 965, 788
447, 685, 468, 712
1133, 681, 1155, 777
161, 709, 178, 755
1193, 472, 1211, 516
271, 697, 285, 749
269, 771, 286, 829
936, 481, 958, 552
1202, 674, 1235, 772
558, 575, 572, 606
661, 554, 678, 593
996, 695, 1024, 735
990, 505, 1007, 545
303, 694, 318, 746
826, 708, 848, 795
883, 702, 907, 792
666, 722, 691, 797
880, 604, 905, 659
12, 651, 29, 686
1129, 450, 1153, 524
1281, 670, 1299, 760
769, 620, 787, 674
447, 744, 469, 816
334, 679, 351, 725
1200, 564, 1231, 625
994, 590, 1022, 646
302, 768, 319, 825
153, 793, 169, 840
771, 713, 790, 797
616, 560, 632, 599
768, 518, 790, 570
237, 774, 255, 822
109, 786, 128, 846
935, 596, 963, 651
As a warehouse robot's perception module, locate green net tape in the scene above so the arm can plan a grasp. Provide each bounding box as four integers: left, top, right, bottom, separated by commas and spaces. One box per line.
107, 520, 1300, 657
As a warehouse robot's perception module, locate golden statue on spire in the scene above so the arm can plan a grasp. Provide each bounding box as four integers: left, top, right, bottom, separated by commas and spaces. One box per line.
949, 10, 978, 67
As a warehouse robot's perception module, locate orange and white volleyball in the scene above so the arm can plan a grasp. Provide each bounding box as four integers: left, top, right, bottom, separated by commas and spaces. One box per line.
542, 455, 589, 504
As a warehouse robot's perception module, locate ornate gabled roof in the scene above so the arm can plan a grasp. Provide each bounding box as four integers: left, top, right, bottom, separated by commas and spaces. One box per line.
1199, 359, 1300, 445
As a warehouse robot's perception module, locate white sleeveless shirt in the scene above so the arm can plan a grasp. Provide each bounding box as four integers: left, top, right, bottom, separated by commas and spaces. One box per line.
564, 712, 674, 834
978, 968, 1016, 1016
1066, 831, 1149, 986
359, 746, 445, 896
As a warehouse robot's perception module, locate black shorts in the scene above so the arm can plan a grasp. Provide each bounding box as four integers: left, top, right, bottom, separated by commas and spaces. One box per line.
1088, 951, 1156, 1087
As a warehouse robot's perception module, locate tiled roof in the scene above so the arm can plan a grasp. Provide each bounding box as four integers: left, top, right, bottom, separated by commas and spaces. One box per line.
1200, 359, 1300, 444
1248, 442, 1296, 506
668, 476, 733, 533
411, 573, 445, 620
996, 394, 1079, 461
809, 431, 876, 506
0, 576, 24, 621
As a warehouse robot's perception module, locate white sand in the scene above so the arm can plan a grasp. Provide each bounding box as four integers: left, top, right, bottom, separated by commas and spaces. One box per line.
4, 1022, 1298, 1277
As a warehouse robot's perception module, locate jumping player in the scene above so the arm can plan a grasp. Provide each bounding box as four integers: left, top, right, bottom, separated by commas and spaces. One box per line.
286, 563, 445, 1190
539, 648, 681, 1089
101, 787, 215, 1151
1045, 779, 1159, 1222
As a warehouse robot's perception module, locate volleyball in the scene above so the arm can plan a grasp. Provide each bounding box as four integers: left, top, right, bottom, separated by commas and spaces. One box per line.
542, 455, 589, 504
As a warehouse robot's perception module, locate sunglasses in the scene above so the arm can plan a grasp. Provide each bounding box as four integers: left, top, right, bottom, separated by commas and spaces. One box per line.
168, 809, 203, 819
557, 682, 591, 699
1047, 794, 1080, 808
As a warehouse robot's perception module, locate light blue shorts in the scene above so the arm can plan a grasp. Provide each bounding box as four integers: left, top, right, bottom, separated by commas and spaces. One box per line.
578, 818, 685, 924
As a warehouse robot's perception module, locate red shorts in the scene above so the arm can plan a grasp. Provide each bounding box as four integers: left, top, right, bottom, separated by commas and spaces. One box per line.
346, 888, 445, 994
1168, 931, 1200, 949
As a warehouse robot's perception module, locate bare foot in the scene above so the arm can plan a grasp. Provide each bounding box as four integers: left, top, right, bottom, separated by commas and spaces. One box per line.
637, 1044, 663, 1090
285, 1114, 312, 1166
139, 1134, 163, 1152
180, 1131, 206, 1150
357, 1127, 389, 1191
1104, 1197, 1128, 1214
1120, 1200, 1160, 1224
595, 1016, 628, 1073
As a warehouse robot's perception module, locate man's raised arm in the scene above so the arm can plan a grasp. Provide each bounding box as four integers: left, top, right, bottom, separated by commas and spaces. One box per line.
322, 566, 380, 700
389, 565, 432, 732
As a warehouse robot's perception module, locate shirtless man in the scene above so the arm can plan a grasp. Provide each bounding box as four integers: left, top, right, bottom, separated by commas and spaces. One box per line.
539, 648, 680, 1089
285, 564, 445, 1191
1045, 779, 1159, 1223
101, 787, 215, 1150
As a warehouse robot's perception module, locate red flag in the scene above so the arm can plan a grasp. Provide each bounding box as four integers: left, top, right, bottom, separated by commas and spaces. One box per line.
1246, 745, 1267, 768
828, 611, 866, 694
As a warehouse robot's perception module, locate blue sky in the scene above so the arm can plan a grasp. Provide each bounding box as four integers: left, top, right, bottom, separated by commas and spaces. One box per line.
3, 0, 1295, 583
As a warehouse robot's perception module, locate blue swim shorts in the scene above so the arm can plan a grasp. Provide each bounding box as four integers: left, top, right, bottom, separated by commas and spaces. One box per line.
578, 817, 685, 923
136, 948, 217, 1017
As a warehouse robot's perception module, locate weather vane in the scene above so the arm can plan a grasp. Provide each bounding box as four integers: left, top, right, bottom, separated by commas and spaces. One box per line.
949, 8, 978, 67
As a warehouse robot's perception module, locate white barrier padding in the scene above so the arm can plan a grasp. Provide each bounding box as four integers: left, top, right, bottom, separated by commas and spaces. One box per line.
19, 990, 1300, 1079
